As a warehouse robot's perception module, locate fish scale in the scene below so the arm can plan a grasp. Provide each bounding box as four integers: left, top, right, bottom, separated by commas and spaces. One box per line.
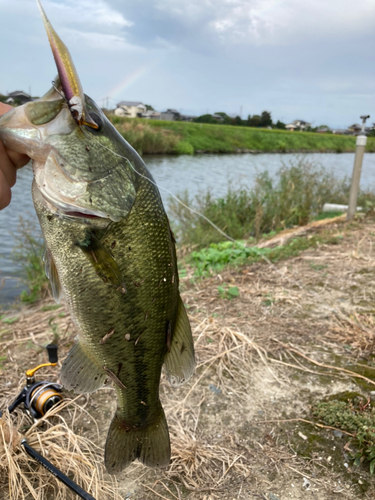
0, 0, 195, 473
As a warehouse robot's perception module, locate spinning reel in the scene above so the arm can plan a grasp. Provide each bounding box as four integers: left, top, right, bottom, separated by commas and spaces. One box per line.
4, 344, 63, 419
1, 344, 96, 500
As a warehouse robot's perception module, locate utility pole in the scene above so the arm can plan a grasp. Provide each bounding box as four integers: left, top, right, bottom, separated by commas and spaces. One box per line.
347, 115, 369, 221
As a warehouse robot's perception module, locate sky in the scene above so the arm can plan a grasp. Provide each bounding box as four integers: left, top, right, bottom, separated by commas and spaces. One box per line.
0, 0, 374, 128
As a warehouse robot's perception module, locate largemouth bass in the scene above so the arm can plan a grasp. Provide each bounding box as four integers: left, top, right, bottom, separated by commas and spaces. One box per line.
0, 1, 194, 473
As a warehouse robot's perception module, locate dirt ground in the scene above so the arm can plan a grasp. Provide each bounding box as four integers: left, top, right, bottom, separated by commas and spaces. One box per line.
1, 215, 375, 500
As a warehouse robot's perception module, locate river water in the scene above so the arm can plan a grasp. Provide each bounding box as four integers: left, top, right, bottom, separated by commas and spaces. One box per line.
1, 152, 374, 305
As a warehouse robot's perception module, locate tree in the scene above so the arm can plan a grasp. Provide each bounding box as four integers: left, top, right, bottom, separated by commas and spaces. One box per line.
233, 115, 244, 126
214, 112, 232, 124
260, 111, 272, 127
194, 114, 218, 124
247, 114, 261, 127
274, 120, 286, 129
145, 104, 154, 111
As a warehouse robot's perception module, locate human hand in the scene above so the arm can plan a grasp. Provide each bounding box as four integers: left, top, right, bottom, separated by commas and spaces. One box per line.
0, 102, 30, 210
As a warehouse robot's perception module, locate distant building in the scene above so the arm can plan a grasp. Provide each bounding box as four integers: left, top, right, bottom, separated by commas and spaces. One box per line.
6, 91, 33, 105
285, 123, 298, 131
332, 129, 349, 135
347, 124, 361, 133
115, 101, 146, 118
140, 110, 161, 120
160, 109, 181, 121
286, 119, 312, 131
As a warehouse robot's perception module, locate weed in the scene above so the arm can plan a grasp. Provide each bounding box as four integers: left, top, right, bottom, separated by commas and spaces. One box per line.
40, 304, 61, 312
170, 159, 375, 247
189, 232, 343, 276
1, 316, 19, 324
217, 285, 240, 299
174, 141, 194, 155
108, 117, 180, 155
11, 217, 48, 303
313, 395, 375, 473
48, 317, 60, 343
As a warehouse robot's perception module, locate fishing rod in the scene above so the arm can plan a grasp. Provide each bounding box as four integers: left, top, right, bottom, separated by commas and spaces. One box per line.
1, 344, 96, 500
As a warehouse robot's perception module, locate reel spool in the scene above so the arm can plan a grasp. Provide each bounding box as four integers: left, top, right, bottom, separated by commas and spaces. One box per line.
27, 381, 63, 418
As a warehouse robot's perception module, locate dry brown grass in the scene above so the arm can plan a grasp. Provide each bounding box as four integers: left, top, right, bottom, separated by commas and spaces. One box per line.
1, 215, 375, 499
0, 398, 121, 500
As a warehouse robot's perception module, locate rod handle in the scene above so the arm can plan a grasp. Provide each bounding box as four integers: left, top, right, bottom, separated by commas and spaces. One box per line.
21, 440, 96, 500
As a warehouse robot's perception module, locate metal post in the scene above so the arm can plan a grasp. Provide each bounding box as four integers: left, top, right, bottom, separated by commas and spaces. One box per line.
347, 115, 369, 221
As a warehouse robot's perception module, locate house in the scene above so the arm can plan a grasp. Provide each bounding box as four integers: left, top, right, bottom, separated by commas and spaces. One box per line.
347, 124, 361, 134
140, 110, 161, 120
285, 123, 298, 131
286, 119, 312, 131
332, 129, 350, 135
114, 101, 146, 118
160, 109, 181, 121
6, 91, 33, 105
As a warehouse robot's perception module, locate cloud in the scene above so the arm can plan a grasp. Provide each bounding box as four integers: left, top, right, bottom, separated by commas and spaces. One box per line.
0, 0, 131, 29
60, 28, 144, 52
150, 0, 375, 47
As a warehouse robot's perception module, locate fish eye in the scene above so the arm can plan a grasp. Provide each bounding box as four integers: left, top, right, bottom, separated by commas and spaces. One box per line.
86, 112, 103, 132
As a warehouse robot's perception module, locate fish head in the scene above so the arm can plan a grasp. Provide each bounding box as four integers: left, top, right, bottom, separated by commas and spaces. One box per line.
0, 2, 139, 222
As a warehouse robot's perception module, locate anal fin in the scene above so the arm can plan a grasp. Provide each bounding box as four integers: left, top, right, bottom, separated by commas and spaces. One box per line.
60, 341, 106, 393
164, 296, 195, 387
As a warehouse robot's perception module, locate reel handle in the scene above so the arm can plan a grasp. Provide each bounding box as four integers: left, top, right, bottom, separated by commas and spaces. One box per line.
46, 344, 58, 363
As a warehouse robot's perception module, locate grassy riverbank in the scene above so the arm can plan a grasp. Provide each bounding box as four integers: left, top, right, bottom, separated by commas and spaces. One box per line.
109, 115, 375, 155
9, 160, 375, 303
170, 159, 375, 247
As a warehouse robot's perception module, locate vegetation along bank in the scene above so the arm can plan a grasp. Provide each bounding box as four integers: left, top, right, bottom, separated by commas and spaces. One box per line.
109, 116, 375, 155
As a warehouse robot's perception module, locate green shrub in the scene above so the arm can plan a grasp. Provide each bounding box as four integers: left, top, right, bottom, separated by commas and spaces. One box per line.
174, 141, 194, 155
11, 217, 48, 303
169, 159, 375, 247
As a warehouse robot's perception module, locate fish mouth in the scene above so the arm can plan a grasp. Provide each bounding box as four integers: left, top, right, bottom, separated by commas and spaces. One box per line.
62, 211, 101, 219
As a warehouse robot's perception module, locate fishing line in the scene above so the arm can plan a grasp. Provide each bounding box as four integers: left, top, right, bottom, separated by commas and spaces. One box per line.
82, 128, 240, 245
81, 127, 344, 307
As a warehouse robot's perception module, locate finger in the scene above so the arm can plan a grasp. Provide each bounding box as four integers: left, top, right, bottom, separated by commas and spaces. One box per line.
7, 148, 30, 169
0, 140, 17, 187
0, 168, 12, 210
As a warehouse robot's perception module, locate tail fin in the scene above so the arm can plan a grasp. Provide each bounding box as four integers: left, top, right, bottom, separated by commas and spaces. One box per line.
104, 403, 170, 474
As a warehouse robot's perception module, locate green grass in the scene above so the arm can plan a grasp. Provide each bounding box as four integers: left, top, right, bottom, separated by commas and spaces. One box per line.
109, 115, 375, 155
169, 159, 375, 247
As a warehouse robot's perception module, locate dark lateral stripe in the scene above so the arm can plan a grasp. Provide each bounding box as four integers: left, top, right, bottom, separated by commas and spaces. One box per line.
103, 366, 127, 390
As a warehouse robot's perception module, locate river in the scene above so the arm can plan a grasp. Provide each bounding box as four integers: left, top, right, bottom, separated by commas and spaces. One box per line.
1, 152, 374, 305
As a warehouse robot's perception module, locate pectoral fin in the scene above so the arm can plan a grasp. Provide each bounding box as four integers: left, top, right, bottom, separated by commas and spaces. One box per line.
164, 296, 195, 387
77, 231, 126, 293
44, 248, 62, 303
